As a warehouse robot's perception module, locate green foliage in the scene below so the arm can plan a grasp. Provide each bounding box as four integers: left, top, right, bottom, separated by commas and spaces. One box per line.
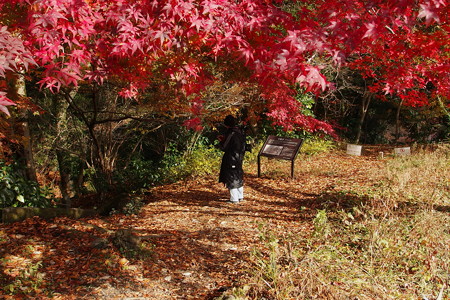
242, 140, 262, 166
258, 124, 309, 141
121, 197, 145, 216
398, 96, 450, 143
300, 137, 335, 155
82, 130, 223, 195
113, 158, 162, 192
295, 91, 316, 117
159, 139, 222, 183
0, 161, 53, 208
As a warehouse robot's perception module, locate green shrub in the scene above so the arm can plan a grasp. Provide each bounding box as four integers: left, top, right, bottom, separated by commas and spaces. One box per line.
0, 161, 53, 208
300, 137, 335, 155
243, 140, 262, 166
160, 140, 222, 182
113, 158, 162, 192
183, 141, 222, 177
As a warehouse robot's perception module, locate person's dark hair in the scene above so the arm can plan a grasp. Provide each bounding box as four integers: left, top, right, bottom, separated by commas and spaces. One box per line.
224, 115, 236, 127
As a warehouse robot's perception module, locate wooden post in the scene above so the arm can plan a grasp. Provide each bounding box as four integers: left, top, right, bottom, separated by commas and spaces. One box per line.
291, 160, 295, 179
257, 155, 261, 177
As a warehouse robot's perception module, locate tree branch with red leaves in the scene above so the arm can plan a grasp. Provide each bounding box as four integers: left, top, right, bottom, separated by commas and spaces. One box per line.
0, 0, 447, 135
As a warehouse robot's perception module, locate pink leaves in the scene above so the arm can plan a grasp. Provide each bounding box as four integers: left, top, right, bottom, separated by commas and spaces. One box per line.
238, 47, 254, 65
0, 26, 35, 78
296, 66, 328, 93
363, 22, 378, 39
37, 63, 82, 92
0, 26, 35, 115
262, 81, 334, 136
0, 92, 16, 116
26, 0, 101, 91
418, 1, 444, 24
119, 83, 139, 99
274, 49, 289, 71
333, 0, 449, 110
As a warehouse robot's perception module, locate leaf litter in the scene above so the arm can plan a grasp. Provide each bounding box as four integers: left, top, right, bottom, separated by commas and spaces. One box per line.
0, 151, 385, 299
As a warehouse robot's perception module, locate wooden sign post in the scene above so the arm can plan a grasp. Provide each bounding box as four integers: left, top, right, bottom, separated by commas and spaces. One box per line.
257, 135, 304, 179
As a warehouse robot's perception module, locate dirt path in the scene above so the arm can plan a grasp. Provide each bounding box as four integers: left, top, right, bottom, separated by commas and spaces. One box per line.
0, 152, 383, 299
95, 152, 383, 299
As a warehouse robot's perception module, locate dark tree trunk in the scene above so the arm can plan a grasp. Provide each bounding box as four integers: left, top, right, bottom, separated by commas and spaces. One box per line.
355, 91, 373, 144
395, 99, 404, 143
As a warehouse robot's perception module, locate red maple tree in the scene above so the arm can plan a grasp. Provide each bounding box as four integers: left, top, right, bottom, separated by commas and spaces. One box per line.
0, 0, 448, 133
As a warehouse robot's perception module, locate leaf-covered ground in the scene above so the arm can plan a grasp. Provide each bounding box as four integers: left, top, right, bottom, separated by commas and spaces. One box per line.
0, 151, 385, 299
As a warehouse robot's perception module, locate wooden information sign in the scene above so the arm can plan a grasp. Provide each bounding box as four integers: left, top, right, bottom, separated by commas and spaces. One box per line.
257, 135, 304, 179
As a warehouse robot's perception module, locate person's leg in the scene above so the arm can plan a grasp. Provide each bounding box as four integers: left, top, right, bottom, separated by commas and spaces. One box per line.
229, 187, 240, 203
238, 186, 244, 201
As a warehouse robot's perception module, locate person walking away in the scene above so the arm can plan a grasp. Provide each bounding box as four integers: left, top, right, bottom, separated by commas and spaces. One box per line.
218, 115, 246, 203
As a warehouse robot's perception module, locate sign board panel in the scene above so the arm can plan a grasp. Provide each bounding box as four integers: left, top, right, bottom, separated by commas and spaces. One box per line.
346, 144, 362, 156
259, 135, 304, 160
394, 147, 411, 156
258, 135, 304, 179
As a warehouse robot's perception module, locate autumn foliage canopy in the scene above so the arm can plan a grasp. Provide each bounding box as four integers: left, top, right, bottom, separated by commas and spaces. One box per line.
0, 0, 448, 134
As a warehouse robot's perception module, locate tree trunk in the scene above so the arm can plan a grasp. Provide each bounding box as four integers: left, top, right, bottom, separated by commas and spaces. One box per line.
6, 71, 37, 182
395, 99, 404, 143
355, 91, 373, 144
74, 160, 86, 196
20, 112, 37, 182
53, 91, 81, 208
56, 151, 71, 207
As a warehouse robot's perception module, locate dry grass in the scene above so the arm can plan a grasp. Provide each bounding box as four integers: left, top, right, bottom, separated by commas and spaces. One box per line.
241, 144, 450, 300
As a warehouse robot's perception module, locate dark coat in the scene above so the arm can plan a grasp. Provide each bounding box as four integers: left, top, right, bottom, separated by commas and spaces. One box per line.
218, 126, 246, 189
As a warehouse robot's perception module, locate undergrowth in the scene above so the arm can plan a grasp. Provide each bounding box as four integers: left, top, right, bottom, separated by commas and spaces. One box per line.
160, 140, 222, 183
300, 137, 335, 155
239, 144, 450, 300
0, 161, 54, 208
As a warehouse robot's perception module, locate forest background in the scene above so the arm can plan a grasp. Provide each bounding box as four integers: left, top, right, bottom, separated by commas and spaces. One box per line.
0, 0, 448, 216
